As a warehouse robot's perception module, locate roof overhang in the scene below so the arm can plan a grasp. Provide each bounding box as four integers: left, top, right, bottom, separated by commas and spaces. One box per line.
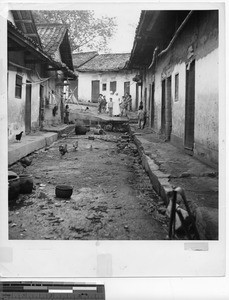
8, 21, 77, 79
128, 10, 190, 68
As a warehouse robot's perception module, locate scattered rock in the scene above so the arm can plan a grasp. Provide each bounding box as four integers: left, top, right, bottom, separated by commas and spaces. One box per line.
115, 205, 122, 209
11, 223, 17, 227
158, 206, 167, 214
124, 225, 129, 231
54, 203, 61, 207
38, 191, 48, 199
39, 204, 48, 210
39, 183, 46, 187
69, 226, 86, 233
180, 172, 191, 178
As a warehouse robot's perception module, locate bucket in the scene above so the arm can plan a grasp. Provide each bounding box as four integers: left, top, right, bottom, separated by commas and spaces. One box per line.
19, 174, 33, 194
8, 171, 20, 203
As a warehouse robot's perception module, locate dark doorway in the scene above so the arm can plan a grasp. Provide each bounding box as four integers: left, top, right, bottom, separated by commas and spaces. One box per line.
144, 87, 147, 109
166, 76, 172, 140
124, 81, 130, 95
39, 85, 44, 127
110, 81, 117, 94
151, 83, 155, 128
91, 80, 100, 102
136, 84, 139, 109
25, 80, 31, 134
185, 60, 195, 154
161, 79, 166, 134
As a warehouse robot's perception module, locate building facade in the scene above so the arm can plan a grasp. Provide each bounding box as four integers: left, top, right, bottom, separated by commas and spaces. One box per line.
129, 10, 218, 167
8, 10, 76, 141
73, 52, 140, 110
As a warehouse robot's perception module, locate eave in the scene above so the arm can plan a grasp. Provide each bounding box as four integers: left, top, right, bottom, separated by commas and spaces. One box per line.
8, 21, 77, 79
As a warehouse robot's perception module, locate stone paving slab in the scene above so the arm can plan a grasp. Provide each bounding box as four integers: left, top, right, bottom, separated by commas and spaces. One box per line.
129, 124, 219, 240
8, 132, 58, 165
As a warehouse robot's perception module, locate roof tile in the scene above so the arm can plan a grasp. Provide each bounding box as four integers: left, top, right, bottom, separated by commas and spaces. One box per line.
76, 53, 130, 71
36, 24, 67, 58
72, 51, 98, 68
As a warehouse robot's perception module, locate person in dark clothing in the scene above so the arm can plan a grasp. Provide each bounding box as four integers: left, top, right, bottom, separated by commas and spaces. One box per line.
138, 104, 147, 129
98, 94, 103, 113
142, 109, 147, 129
137, 105, 144, 129
64, 105, 70, 124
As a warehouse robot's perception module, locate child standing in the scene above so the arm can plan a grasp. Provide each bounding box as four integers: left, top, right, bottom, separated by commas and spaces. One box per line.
108, 98, 113, 117
64, 105, 70, 124
137, 105, 145, 129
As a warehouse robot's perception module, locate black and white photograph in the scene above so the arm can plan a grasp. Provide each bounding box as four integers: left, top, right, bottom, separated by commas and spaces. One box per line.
0, 0, 228, 289
7, 6, 220, 241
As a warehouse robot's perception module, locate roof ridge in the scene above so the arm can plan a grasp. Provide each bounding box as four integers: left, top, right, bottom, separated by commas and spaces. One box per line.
72, 51, 98, 55
100, 52, 130, 54
75, 54, 99, 68
36, 23, 68, 27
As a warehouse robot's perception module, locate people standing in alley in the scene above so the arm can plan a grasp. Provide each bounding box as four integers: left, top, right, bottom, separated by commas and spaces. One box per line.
97, 94, 103, 114
108, 97, 113, 117
127, 94, 132, 111
124, 92, 132, 111
107, 91, 113, 113
142, 107, 147, 129
137, 104, 145, 129
112, 92, 121, 116
119, 96, 125, 116
64, 104, 70, 124
101, 95, 107, 113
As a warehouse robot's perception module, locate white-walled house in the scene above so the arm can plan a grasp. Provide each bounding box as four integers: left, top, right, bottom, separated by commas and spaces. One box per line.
128, 10, 219, 167
35, 22, 77, 126
72, 52, 140, 111
7, 10, 76, 141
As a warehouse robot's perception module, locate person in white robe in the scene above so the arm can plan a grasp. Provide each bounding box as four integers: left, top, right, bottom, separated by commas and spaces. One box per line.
112, 92, 121, 116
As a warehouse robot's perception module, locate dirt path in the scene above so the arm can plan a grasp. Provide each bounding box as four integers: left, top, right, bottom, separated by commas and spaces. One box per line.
9, 132, 168, 240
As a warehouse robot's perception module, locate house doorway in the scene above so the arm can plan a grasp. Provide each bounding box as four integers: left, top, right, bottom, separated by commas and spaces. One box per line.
161, 79, 166, 134
136, 84, 139, 109
25, 80, 31, 134
184, 60, 195, 154
124, 81, 130, 95
39, 85, 44, 127
136, 83, 141, 110
110, 81, 117, 94
150, 82, 155, 128
91, 80, 100, 102
166, 76, 172, 140
144, 87, 147, 109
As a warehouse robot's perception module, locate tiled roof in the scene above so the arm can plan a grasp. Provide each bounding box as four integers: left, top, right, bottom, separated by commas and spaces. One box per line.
36, 24, 67, 58
11, 10, 42, 48
72, 51, 98, 68
8, 20, 42, 51
77, 53, 130, 71
8, 20, 76, 79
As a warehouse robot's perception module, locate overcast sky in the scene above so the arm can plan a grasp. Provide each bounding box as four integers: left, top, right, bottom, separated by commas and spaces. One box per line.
94, 8, 141, 54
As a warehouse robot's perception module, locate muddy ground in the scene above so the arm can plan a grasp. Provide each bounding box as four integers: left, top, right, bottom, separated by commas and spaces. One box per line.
9, 130, 169, 240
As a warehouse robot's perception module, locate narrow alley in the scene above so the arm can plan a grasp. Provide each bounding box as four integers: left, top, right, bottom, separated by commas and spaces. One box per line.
9, 129, 168, 240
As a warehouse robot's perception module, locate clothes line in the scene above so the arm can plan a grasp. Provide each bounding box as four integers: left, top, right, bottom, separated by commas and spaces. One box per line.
9, 61, 32, 71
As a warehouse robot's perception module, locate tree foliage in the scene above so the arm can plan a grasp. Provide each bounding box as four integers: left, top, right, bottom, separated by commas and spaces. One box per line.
33, 10, 117, 53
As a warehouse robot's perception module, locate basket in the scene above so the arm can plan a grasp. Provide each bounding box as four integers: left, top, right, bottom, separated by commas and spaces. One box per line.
55, 185, 73, 199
